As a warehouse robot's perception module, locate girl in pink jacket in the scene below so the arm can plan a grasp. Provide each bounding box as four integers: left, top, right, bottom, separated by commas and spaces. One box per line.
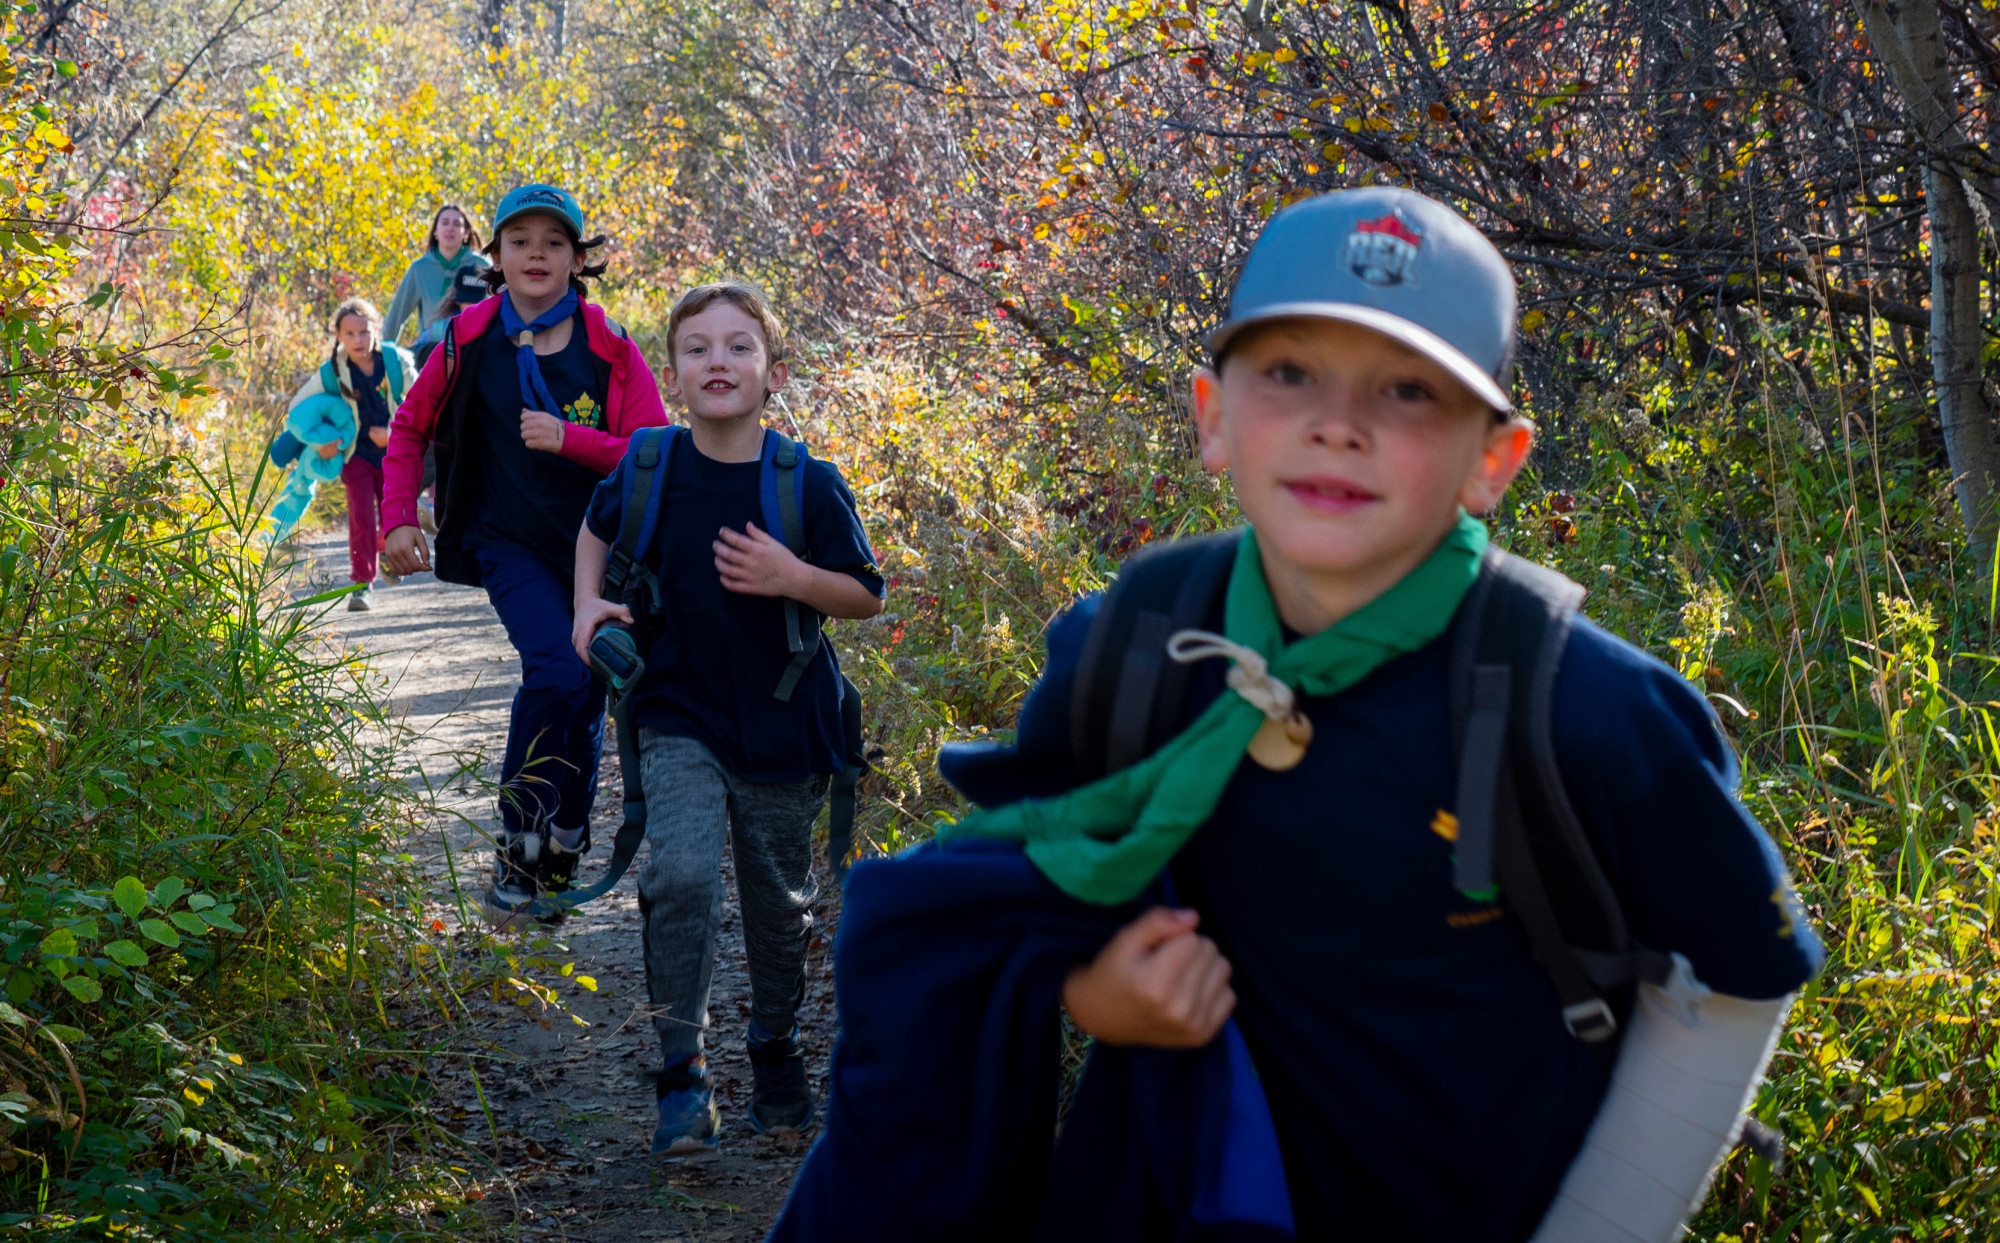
382, 183, 668, 924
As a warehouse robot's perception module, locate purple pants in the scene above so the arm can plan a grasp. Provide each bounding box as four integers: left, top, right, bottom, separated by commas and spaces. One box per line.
341, 454, 385, 583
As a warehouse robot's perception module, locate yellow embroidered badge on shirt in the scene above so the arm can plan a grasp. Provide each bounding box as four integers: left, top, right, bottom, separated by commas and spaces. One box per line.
1430, 809, 1458, 842
564, 392, 602, 428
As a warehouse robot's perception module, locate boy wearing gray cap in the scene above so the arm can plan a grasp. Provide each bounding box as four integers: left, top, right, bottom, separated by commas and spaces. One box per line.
942, 188, 1818, 1240
774, 188, 1821, 1242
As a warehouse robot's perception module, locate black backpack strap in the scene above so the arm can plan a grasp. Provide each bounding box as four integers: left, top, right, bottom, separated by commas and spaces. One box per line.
826, 671, 870, 881
1070, 531, 1239, 781
1451, 548, 1661, 1063
770, 433, 822, 702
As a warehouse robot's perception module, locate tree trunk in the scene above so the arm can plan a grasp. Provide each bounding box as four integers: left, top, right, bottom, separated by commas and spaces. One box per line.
1861, 0, 2000, 570
1925, 165, 2000, 562
479, 0, 508, 50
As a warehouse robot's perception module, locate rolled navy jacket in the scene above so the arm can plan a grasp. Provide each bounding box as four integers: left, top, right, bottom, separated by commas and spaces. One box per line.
768, 838, 1293, 1243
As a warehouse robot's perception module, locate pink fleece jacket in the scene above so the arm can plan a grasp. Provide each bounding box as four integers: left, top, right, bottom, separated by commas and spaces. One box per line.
381, 296, 669, 534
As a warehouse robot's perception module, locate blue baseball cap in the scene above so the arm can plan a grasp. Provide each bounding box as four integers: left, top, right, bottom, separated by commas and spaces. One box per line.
491, 184, 586, 239
1207, 187, 1517, 411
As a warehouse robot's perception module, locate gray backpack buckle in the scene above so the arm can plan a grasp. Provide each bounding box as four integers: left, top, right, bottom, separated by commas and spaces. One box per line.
1562, 998, 1619, 1043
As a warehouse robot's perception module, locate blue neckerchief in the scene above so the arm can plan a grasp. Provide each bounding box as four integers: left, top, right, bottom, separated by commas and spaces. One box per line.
499, 288, 580, 415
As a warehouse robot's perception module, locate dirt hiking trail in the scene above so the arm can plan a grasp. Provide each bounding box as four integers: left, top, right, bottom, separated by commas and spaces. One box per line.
298, 531, 835, 1241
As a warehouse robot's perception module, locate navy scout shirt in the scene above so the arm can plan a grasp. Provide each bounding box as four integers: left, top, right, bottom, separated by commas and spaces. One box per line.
940, 590, 1822, 1241
466, 312, 606, 569
585, 433, 883, 783
347, 353, 391, 466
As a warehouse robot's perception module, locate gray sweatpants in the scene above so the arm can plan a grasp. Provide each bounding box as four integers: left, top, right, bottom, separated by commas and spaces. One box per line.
635, 731, 826, 1067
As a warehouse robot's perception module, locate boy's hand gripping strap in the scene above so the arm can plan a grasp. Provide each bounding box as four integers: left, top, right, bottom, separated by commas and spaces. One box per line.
1528, 959, 1791, 1243
761, 431, 819, 701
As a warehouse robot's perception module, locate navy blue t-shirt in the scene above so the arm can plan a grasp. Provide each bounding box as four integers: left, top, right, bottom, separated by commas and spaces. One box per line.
466, 312, 606, 568
939, 586, 1822, 1241
347, 353, 391, 466
585, 431, 884, 782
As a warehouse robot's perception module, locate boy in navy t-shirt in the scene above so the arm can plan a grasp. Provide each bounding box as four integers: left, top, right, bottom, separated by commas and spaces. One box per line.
911, 190, 1821, 1240
572, 282, 884, 1155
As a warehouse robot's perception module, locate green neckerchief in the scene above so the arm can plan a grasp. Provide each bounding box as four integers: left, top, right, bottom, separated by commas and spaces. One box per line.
937, 511, 1489, 904
432, 247, 474, 300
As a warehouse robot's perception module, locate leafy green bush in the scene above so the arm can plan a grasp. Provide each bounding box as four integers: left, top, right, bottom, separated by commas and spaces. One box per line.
0, 449, 475, 1238
0, 16, 471, 1234
1506, 383, 2000, 1240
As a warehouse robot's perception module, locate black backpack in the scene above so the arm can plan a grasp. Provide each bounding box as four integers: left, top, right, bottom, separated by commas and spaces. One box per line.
1070, 532, 1668, 1064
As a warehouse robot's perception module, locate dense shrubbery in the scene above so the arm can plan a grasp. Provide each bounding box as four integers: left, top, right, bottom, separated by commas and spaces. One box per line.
0, 19, 481, 1236
1520, 379, 1999, 1237
0, 451, 473, 1238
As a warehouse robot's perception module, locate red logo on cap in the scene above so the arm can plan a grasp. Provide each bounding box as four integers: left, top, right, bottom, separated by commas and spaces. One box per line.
1345, 209, 1424, 287
1355, 213, 1424, 248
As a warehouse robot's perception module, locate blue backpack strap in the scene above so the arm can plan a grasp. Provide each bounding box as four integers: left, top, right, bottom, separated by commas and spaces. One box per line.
1069, 532, 1240, 780
760, 429, 819, 701
631, 425, 679, 564
603, 425, 677, 612
756, 427, 809, 549
319, 359, 340, 397
1445, 549, 1670, 1067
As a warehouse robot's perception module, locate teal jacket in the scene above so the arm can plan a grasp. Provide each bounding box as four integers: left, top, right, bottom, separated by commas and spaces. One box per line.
383, 248, 491, 345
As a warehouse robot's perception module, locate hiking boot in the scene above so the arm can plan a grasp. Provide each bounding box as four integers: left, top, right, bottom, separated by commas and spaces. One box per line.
347, 584, 373, 612
745, 1025, 816, 1136
651, 1060, 721, 1156
532, 826, 590, 926
479, 828, 542, 928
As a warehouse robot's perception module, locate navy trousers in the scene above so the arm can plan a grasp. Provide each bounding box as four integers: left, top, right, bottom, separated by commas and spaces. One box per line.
475, 541, 605, 843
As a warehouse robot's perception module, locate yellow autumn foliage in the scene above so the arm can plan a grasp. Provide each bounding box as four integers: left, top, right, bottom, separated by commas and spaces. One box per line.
123, 25, 670, 429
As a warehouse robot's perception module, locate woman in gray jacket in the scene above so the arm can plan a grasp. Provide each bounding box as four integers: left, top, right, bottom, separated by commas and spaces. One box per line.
384, 204, 489, 532
383, 204, 491, 348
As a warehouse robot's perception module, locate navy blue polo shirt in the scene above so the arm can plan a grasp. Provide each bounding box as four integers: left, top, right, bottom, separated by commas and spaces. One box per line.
939, 587, 1821, 1241
585, 433, 884, 782
466, 313, 606, 569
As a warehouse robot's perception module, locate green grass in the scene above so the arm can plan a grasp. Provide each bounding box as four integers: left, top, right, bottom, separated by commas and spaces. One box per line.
0, 441, 491, 1238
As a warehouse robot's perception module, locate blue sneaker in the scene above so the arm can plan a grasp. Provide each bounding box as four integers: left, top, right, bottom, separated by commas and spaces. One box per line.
650, 1059, 720, 1156
746, 1025, 817, 1136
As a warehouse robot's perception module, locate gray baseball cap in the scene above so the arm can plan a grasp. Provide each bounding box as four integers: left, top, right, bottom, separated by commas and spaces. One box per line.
1207, 187, 1517, 411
